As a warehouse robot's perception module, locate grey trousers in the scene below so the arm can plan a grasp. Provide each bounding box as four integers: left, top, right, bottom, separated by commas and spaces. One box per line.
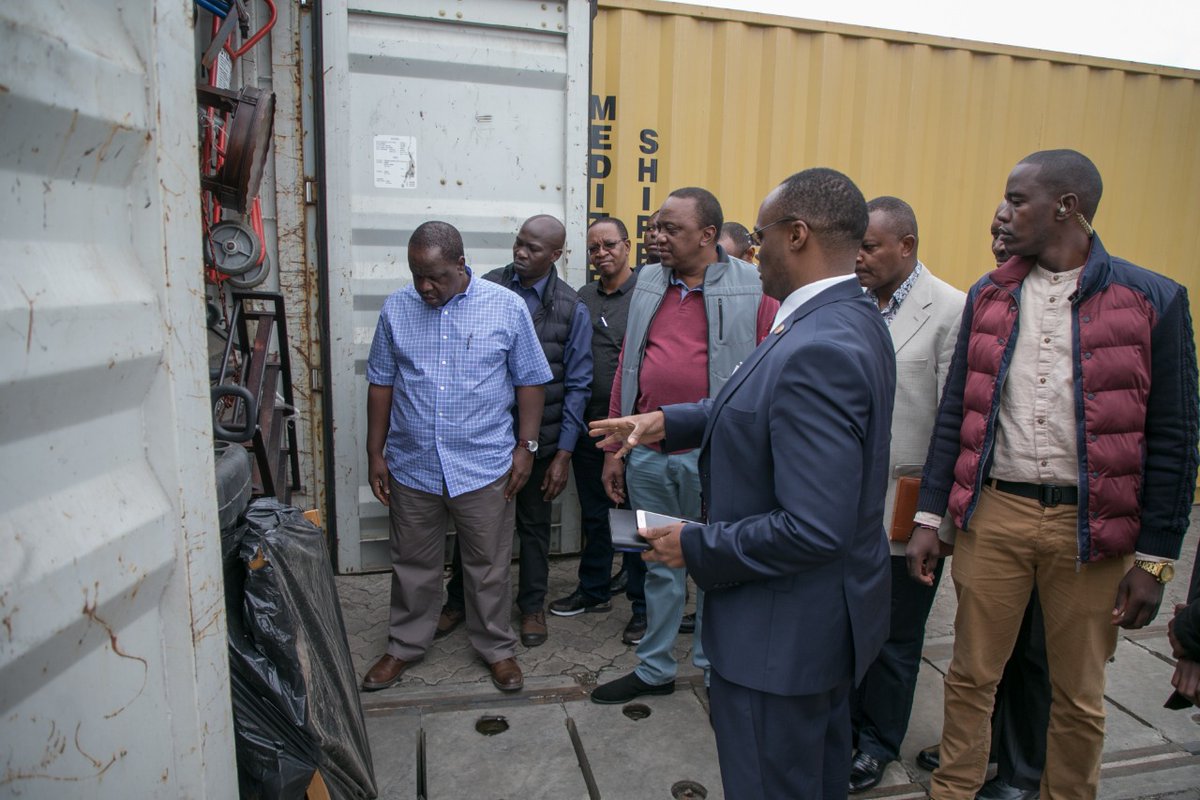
386, 474, 518, 663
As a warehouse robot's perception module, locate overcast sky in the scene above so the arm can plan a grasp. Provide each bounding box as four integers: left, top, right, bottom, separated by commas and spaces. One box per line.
673, 0, 1200, 71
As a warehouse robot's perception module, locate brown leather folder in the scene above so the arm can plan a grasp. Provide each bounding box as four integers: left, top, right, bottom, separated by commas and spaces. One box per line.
889, 476, 922, 542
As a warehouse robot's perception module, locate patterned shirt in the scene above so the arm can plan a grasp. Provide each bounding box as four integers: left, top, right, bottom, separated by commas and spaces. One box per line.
366, 272, 552, 497
868, 261, 925, 327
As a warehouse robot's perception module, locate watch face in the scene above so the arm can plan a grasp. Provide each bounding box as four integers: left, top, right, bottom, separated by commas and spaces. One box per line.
1161, 563, 1175, 582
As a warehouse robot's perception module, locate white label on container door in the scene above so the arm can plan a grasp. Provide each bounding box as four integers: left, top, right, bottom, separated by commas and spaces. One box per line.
373, 135, 417, 189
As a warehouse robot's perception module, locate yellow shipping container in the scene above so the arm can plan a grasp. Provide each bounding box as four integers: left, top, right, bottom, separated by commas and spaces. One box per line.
589, 0, 1200, 306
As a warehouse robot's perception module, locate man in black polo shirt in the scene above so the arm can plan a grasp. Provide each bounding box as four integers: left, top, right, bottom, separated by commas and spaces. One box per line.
550, 216, 646, 644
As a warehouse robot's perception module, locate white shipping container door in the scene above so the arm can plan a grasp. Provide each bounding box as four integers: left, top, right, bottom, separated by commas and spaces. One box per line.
320, 0, 590, 571
0, 3, 235, 797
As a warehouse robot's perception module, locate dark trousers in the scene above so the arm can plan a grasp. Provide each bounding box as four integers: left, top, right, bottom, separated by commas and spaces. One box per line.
710, 669, 852, 800
853, 554, 945, 762
993, 589, 1050, 789
571, 443, 645, 610
447, 455, 553, 615
571, 442, 617, 603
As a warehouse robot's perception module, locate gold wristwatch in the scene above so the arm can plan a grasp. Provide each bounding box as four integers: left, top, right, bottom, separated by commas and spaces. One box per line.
1133, 559, 1175, 584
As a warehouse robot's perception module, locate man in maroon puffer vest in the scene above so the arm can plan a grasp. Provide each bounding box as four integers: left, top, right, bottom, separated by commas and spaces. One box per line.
907, 149, 1198, 800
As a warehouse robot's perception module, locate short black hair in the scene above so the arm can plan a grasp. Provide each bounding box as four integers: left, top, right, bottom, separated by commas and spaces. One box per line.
774, 168, 868, 250
866, 196, 919, 244
720, 221, 751, 246
1019, 149, 1104, 220
668, 186, 723, 234
409, 220, 464, 262
589, 215, 629, 240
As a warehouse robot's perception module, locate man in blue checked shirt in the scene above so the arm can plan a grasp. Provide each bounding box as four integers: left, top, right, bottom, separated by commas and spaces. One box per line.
361, 220, 552, 694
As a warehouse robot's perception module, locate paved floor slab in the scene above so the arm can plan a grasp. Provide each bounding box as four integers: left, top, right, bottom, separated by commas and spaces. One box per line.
424, 703, 588, 800
568, 687, 723, 800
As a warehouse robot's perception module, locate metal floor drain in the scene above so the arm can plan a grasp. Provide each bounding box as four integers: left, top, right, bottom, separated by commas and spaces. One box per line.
474, 714, 509, 735
671, 779, 708, 798
622, 702, 651, 720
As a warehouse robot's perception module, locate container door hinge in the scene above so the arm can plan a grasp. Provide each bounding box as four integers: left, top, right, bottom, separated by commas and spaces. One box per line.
311, 368, 323, 392
304, 178, 318, 205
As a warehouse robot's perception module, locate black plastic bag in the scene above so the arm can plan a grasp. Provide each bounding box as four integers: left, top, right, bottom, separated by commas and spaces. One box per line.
227, 498, 377, 799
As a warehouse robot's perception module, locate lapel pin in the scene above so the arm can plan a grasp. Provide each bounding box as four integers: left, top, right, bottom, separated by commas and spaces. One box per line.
772, 323, 785, 335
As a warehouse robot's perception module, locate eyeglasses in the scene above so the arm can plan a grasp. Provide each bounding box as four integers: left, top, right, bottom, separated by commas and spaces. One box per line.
586, 239, 626, 255
749, 217, 800, 246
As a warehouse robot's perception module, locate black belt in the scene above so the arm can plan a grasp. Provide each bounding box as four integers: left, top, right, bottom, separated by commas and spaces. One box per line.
987, 479, 1078, 507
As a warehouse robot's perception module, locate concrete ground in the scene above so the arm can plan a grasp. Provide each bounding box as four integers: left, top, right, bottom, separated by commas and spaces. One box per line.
337, 512, 1200, 799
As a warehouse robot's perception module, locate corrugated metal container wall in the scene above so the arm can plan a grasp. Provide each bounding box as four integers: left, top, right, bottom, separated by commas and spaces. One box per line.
0, 2, 235, 796
590, 0, 1200, 311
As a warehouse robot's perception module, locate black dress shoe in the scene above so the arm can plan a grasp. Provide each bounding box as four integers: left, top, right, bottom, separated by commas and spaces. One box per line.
590, 671, 674, 704
916, 743, 940, 772
848, 750, 885, 794
609, 567, 628, 594
976, 776, 1039, 800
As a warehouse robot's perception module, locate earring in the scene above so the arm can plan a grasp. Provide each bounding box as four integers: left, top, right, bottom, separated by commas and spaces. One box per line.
1058, 206, 1066, 214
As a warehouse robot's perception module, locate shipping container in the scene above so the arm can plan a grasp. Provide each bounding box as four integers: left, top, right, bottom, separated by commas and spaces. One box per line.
316, 0, 592, 572
0, 3, 236, 796
589, 0, 1200, 311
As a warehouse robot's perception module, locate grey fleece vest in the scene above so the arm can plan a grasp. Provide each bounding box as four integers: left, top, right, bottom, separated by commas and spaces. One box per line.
619, 252, 763, 415
484, 263, 579, 458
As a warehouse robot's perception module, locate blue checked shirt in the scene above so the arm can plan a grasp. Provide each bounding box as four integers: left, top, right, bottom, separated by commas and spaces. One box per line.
366, 272, 553, 497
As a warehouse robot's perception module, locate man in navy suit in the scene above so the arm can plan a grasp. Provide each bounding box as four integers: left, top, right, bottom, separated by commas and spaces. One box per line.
592, 167, 896, 799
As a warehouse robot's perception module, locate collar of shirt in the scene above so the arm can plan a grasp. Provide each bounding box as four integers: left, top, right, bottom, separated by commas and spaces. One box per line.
509, 268, 552, 301
771, 274, 859, 330
668, 270, 704, 298
867, 261, 924, 326
597, 270, 637, 297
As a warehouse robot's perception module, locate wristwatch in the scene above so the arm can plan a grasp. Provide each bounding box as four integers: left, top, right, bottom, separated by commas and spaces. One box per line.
1133, 559, 1175, 584
519, 440, 539, 454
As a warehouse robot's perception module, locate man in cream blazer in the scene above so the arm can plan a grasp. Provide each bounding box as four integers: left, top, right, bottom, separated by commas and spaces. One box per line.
848, 196, 965, 792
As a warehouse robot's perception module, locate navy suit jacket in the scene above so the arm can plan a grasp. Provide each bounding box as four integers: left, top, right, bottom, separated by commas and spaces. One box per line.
666, 278, 895, 697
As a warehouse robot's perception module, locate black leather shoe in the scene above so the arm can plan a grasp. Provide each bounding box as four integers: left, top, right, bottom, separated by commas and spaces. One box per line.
679, 612, 696, 634
916, 743, 940, 772
622, 612, 647, 645
609, 568, 628, 594
976, 776, 1039, 800
848, 750, 885, 794
590, 671, 674, 704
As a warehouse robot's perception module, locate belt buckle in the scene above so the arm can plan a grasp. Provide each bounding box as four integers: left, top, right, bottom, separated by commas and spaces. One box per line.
1039, 484, 1062, 507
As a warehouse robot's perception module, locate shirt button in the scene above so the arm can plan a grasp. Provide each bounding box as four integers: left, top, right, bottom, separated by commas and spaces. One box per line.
1082, 315, 1091, 322
1049, 297, 1057, 303
441, 360, 447, 365
1088, 433, 1097, 442
1043, 337, 1051, 344
443, 335, 448, 340
998, 337, 1006, 345
440, 386, 445, 390
1084, 352, 1092, 359
1039, 377, 1046, 384
1087, 392, 1096, 400
1041, 459, 1048, 466
1037, 418, 1045, 424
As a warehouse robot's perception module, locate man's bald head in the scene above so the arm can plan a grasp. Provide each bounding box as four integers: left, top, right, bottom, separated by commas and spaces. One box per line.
521, 214, 566, 249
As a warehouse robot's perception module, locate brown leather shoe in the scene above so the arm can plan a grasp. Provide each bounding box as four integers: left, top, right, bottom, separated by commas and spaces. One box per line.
489, 657, 524, 692
520, 610, 547, 647
435, 605, 465, 639
362, 654, 410, 691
